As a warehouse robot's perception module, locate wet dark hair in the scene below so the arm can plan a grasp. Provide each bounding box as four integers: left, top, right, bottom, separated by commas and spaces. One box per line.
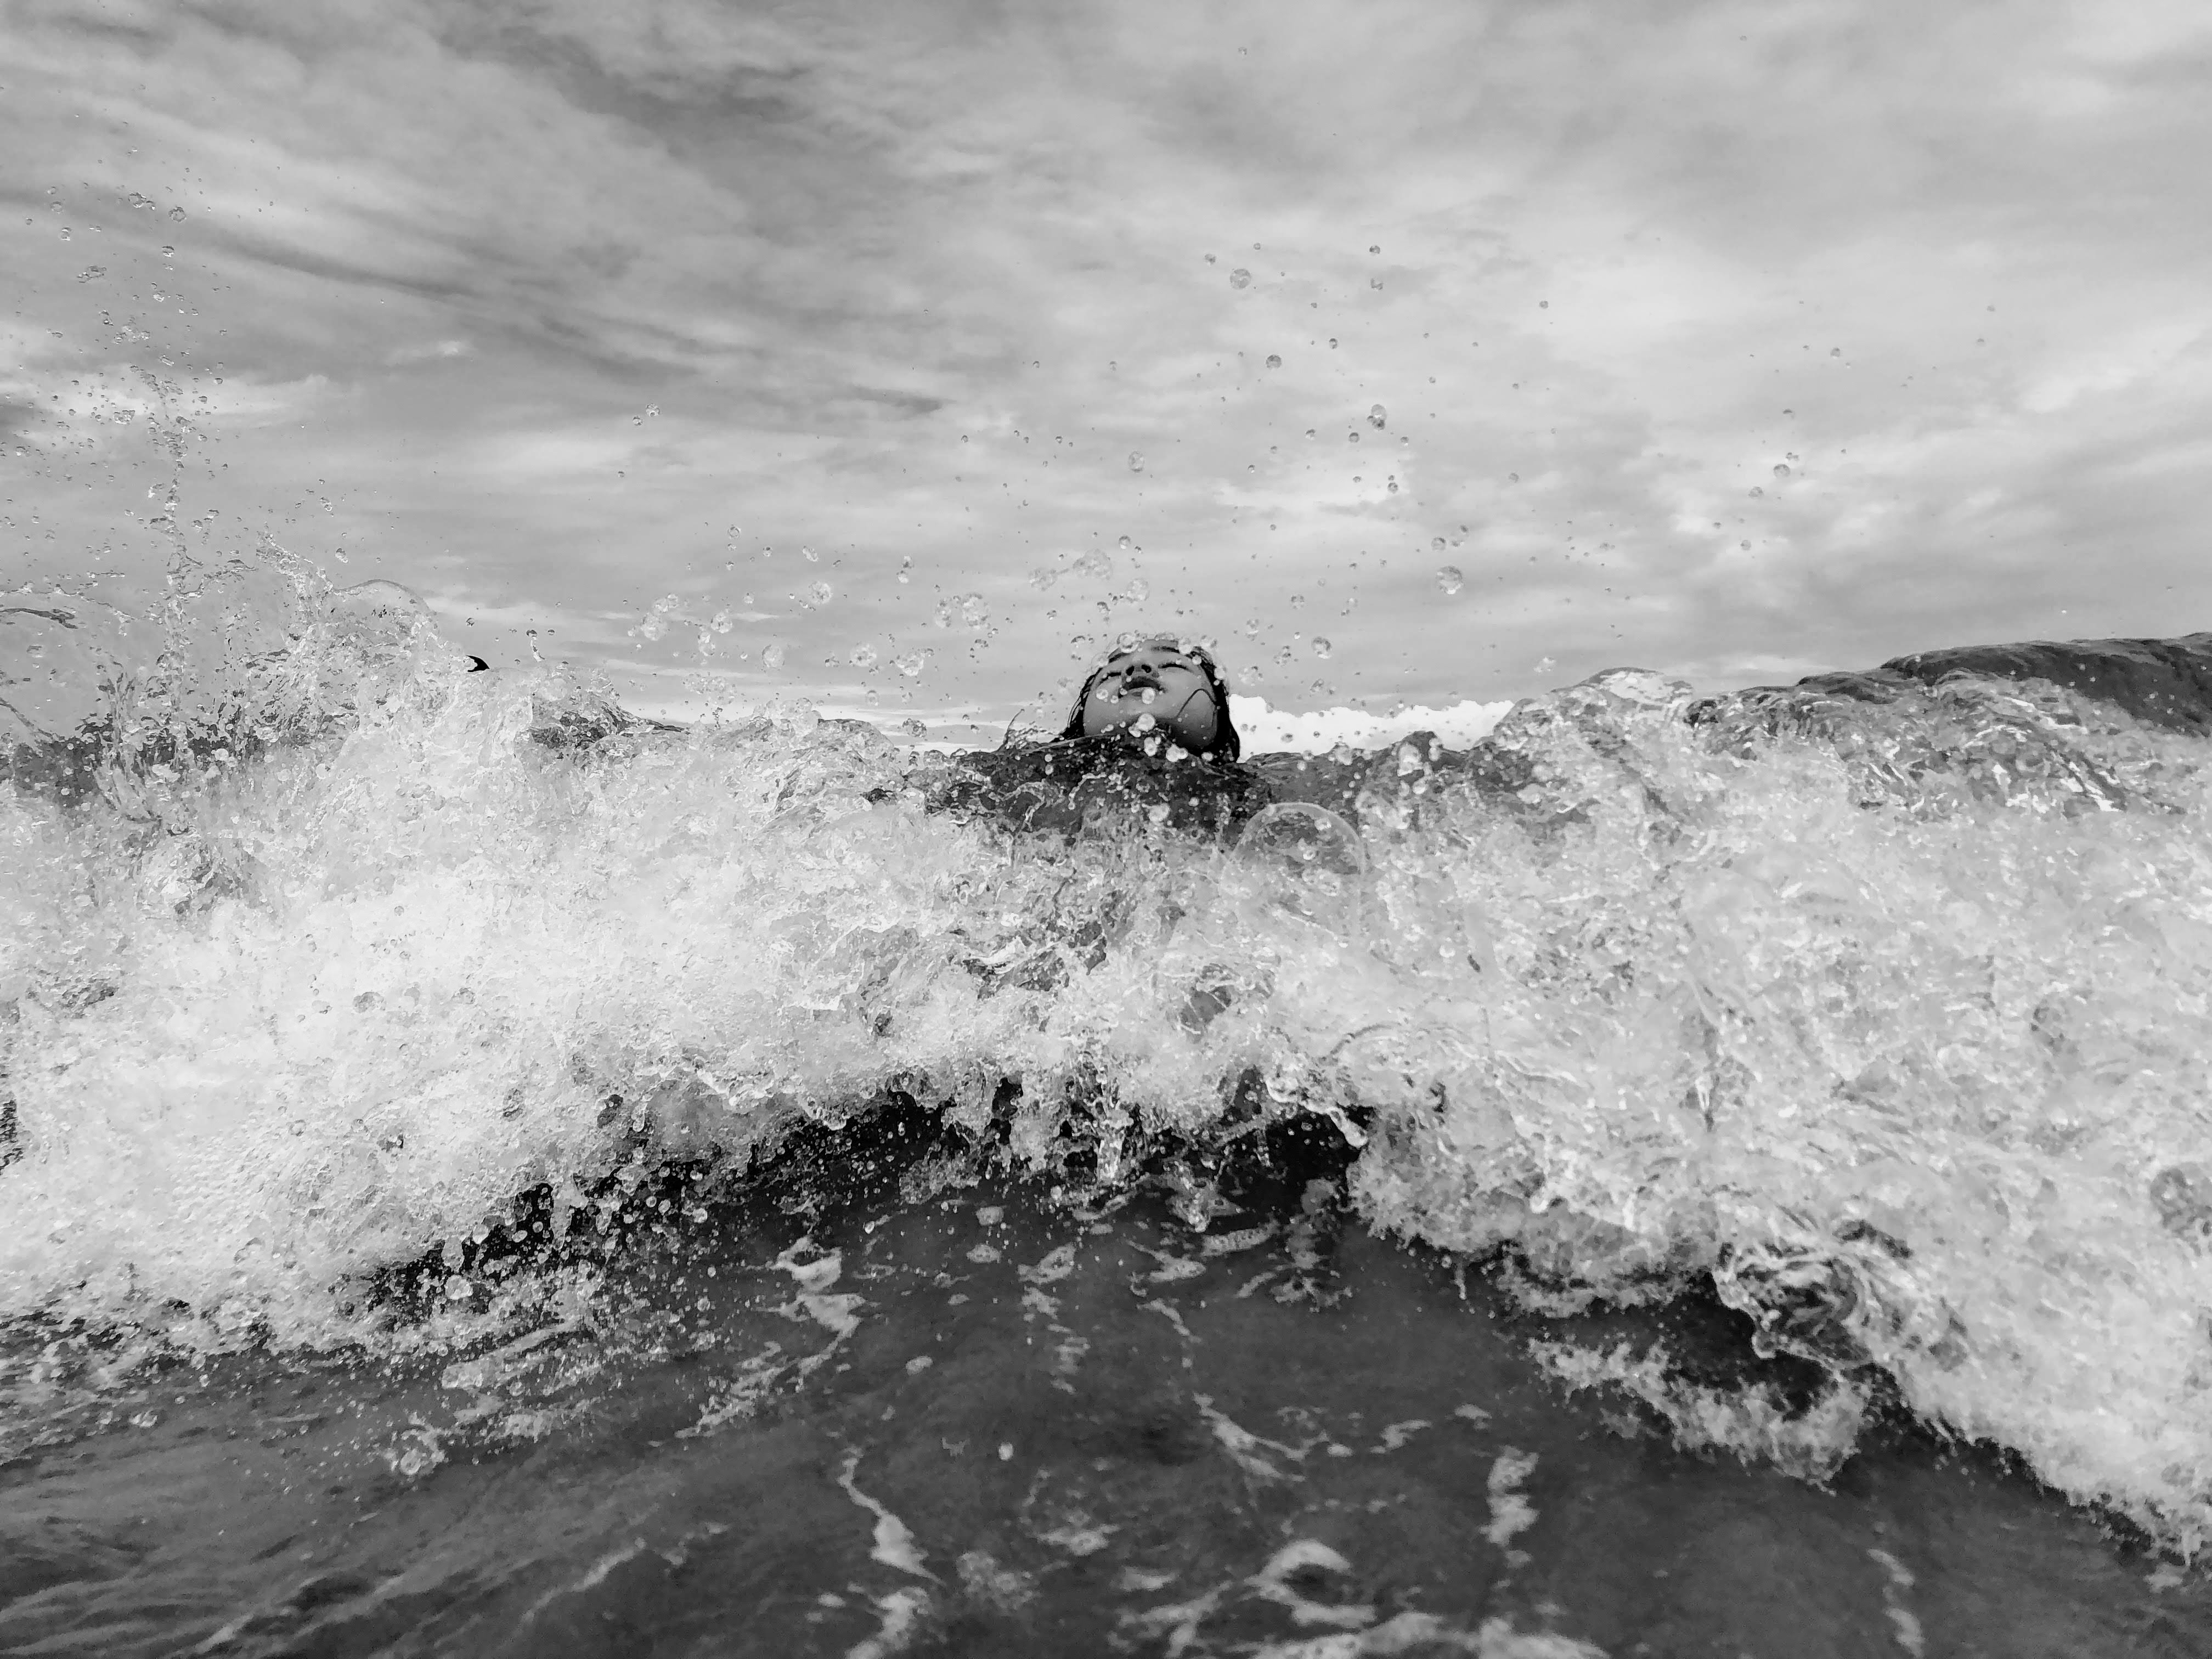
1058, 638, 1240, 760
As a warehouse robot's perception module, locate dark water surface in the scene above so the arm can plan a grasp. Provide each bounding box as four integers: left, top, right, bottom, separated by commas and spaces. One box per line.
5, 1181, 2207, 1658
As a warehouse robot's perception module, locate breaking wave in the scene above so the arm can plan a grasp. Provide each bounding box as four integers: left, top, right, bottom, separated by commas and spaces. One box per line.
7, 571, 2212, 1551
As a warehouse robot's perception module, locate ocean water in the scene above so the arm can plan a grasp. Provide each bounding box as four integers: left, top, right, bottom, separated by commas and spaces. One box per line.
5, 577, 2212, 1655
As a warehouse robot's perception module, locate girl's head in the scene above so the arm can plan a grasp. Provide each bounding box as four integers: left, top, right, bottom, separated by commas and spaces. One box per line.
1059, 636, 1240, 760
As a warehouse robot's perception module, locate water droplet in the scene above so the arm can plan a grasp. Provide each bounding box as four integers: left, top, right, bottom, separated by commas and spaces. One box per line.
1508, 473, 1519, 483
1147, 803, 1170, 824
1118, 534, 1132, 548
57, 227, 70, 240
1369, 278, 1383, 290
1265, 354, 1281, 369
1772, 463, 1791, 478
1386, 481, 1398, 493
803, 545, 817, 561
1127, 452, 1144, 471
1312, 637, 1332, 658
161, 245, 173, 257
168, 206, 185, 222
763, 642, 786, 669
1740, 540, 1752, 550
808, 580, 833, 604
1289, 592, 1305, 608
1368, 244, 1380, 254
1205, 253, 1217, 263
1539, 300, 1549, 308
1229, 268, 1251, 289
1304, 428, 1316, 439
900, 716, 927, 738
1436, 566, 1464, 595
1431, 537, 1445, 550
1749, 487, 1763, 498
1367, 404, 1386, 428
850, 644, 878, 669
1328, 338, 1338, 348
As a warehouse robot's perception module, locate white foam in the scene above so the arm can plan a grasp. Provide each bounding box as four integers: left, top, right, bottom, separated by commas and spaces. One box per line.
1229, 693, 1513, 754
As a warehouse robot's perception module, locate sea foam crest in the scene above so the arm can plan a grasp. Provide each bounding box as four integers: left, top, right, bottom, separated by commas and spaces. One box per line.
6, 603, 2212, 1548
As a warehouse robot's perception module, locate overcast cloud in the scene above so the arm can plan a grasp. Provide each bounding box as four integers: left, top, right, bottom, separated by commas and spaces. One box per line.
4, 0, 2209, 735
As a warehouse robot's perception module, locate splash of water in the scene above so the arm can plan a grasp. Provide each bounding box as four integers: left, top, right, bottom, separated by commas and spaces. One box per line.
6, 598, 2212, 1550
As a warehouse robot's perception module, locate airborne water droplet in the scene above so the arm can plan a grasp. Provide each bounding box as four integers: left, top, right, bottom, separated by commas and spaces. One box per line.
1436, 566, 1464, 595
1266, 354, 1281, 368
763, 642, 787, 669
1312, 637, 1332, 658
1127, 452, 1144, 471
1431, 537, 1446, 551
1773, 463, 1791, 478
808, 580, 833, 604
1229, 268, 1251, 289
168, 206, 185, 222
850, 644, 877, 669
1750, 487, 1764, 498
1118, 535, 1132, 548
1367, 404, 1386, 428
900, 716, 927, 738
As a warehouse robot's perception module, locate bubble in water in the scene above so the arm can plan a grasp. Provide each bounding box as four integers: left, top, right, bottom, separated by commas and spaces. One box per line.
1436, 566, 1464, 595
1312, 637, 1332, 658
900, 716, 927, 738
1266, 354, 1281, 369
808, 581, 833, 604
1773, 463, 1791, 478
1229, 268, 1251, 289
168, 206, 185, 221
1127, 452, 1144, 471
1367, 404, 1386, 429
762, 642, 786, 669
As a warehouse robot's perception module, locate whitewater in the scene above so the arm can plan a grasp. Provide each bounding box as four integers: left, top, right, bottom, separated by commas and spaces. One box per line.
5, 569, 2212, 1654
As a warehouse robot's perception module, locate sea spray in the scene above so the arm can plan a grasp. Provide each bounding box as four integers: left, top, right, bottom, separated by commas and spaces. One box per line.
7, 603, 2212, 1552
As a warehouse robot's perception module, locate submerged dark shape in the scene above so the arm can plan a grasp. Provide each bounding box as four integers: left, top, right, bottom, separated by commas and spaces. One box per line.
918, 725, 1542, 840
1697, 630, 2212, 734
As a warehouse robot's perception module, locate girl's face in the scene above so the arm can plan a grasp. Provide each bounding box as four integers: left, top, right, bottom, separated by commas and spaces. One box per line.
1080, 642, 1222, 749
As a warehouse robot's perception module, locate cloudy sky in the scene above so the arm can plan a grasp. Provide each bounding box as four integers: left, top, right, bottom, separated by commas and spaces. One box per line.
5, 0, 2210, 737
